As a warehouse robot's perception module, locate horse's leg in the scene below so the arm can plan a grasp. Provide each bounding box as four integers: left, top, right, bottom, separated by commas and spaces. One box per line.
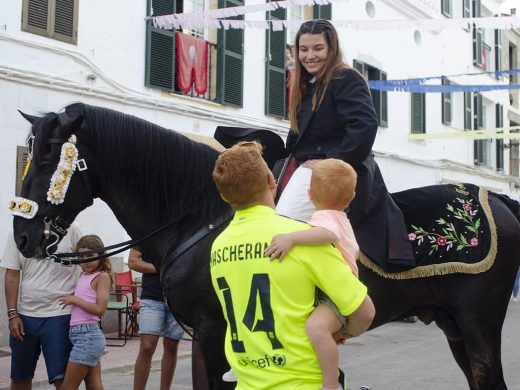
456, 313, 507, 390
432, 310, 477, 389
195, 320, 235, 390
446, 339, 476, 389
192, 338, 209, 390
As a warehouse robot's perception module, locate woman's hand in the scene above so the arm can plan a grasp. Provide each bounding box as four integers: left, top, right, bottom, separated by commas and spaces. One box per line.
264, 234, 295, 261
301, 159, 321, 169
59, 294, 79, 308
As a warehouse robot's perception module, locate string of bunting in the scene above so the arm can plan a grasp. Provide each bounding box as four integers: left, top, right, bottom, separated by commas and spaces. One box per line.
368, 83, 520, 93
409, 126, 520, 140
150, 10, 520, 32
367, 69, 520, 92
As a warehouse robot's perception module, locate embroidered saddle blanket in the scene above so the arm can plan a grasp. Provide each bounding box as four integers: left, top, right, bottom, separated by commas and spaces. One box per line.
359, 183, 497, 279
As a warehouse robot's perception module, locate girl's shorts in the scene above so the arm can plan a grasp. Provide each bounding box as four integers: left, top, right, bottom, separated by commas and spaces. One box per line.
316, 289, 347, 326
69, 323, 106, 366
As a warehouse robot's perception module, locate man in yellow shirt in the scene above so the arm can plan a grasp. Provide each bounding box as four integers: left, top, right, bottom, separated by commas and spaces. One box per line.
211, 141, 375, 390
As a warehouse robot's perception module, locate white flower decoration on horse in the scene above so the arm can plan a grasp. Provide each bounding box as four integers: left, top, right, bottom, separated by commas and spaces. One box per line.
47, 135, 79, 205
9, 197, 39, 219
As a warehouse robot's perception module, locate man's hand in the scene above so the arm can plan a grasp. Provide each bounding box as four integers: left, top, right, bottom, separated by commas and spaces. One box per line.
264, 234, 295, 261
9, 317, 25, 341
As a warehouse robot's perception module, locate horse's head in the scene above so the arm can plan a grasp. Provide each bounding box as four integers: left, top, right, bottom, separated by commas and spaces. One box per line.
12, 103, 94, 258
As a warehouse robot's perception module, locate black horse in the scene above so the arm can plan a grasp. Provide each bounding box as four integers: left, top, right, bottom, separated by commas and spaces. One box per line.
12, 103, 520, 390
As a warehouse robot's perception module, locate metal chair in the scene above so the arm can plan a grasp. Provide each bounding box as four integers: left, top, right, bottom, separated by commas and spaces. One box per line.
104, 270, 141, 346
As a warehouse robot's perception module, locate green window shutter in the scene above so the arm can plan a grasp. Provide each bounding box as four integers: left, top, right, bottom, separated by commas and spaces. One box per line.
464, 92, 472, 130
380, 71, 388, 127
411, 93, 425, 134
496, 103, 504, 171
463, 0, 471, 18
352, 59, 363, 74
441, 0, 452, 17
16, 146, 30, 197
473, 93, 485, 164
217, 0, 244, 107
265, 6, 287, 118
472, 0, 481, 17
145, 0, 175, 91
313, 4, 331, 20
472, 0, 482, 67
495, 29, 502, 73
442, 79, 452, 125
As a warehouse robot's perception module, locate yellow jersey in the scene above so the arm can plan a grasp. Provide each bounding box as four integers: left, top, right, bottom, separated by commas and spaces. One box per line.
210, 205, 368, 390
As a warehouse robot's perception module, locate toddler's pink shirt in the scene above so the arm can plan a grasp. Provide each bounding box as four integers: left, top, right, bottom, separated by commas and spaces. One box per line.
310, 210, 359, 276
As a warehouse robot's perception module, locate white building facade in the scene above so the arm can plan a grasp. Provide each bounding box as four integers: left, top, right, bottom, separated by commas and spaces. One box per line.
0, 0, 519, 345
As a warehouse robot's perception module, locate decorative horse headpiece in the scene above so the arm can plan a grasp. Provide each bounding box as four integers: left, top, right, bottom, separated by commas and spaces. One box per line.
9, 134, 86, 219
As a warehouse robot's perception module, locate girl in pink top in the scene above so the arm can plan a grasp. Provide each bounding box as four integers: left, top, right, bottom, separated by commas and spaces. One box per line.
59, 235, 112, 390
265, 159, 359, 390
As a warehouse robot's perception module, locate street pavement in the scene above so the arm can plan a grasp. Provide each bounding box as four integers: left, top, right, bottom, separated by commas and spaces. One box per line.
97, 300, 520, 390
2, 301, 518, 389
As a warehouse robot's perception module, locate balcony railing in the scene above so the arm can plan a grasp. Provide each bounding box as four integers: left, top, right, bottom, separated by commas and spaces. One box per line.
173, 42, 218, 103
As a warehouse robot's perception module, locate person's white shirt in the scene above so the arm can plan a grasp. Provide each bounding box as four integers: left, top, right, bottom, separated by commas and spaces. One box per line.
1, 224, 83, 317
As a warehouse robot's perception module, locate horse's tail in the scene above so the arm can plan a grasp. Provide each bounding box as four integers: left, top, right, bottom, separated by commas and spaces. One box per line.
492, 192, 520, 224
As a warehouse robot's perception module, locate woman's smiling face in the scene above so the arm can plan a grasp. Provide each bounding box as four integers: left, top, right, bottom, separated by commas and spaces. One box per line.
298, 33, 329, 75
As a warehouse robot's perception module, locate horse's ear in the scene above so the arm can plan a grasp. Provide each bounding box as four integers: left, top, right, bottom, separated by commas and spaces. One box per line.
57, 108, 85, 134
18, 110, 39, 125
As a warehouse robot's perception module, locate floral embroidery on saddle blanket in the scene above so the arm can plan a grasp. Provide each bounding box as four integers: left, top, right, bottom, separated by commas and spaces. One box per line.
359, 183, 497, 279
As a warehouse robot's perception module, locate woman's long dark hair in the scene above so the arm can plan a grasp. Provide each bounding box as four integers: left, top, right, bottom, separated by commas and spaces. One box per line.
288, 19, 349, 132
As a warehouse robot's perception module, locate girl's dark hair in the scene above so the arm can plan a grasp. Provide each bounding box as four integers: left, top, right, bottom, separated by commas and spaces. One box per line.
289, 19, 350, 132
76, 234, 113, 283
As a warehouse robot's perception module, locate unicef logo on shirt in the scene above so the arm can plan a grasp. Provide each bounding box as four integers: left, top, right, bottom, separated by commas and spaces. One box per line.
238, 353, 287, 368
271, 353, 286, 367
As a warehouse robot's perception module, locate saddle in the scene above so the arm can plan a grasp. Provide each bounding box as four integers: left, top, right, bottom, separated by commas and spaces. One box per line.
360, 183, 497, 279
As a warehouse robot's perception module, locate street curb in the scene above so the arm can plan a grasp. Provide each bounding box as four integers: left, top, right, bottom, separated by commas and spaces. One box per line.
12, 351, 192, 390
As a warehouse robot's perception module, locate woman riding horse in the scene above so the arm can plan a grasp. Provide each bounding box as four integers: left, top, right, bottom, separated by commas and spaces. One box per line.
11, 103, 520, 390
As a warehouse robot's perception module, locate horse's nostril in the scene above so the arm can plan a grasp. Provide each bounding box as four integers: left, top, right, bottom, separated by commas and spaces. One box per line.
15, 233, 28, 253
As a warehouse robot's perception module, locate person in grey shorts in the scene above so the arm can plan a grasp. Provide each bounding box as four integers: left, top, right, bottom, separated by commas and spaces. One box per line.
128, 246, 184, 390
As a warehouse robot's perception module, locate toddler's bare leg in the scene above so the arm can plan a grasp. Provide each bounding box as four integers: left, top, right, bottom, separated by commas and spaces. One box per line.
305, 304, 343, 389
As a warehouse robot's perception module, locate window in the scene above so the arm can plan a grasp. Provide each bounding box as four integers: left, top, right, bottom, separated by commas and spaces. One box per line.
144, 0, 230, 103
495, 29, 502, 75
473, 27, 484, 68
265, 6, 287, 118
472, 0, 484, 68
464, 92, 472, 130
441, 79, 452, 125
184, 0, 205, 38
441, 0, 452, 17
16, 146, 30, 196
288, 6, 303, 46
22, 0, 79, 44
313, 4, 331, 19
496, 103, 504, 171
411, 93, 426, 134
353, 60, 388, 127
463, 0, 471, 18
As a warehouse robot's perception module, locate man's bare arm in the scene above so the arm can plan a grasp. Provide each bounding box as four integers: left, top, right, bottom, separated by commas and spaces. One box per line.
127, 248, 156, 274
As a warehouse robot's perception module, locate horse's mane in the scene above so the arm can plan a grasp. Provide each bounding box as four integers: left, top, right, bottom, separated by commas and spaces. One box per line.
30, 103, 228, 226
81, 104, 227, 221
